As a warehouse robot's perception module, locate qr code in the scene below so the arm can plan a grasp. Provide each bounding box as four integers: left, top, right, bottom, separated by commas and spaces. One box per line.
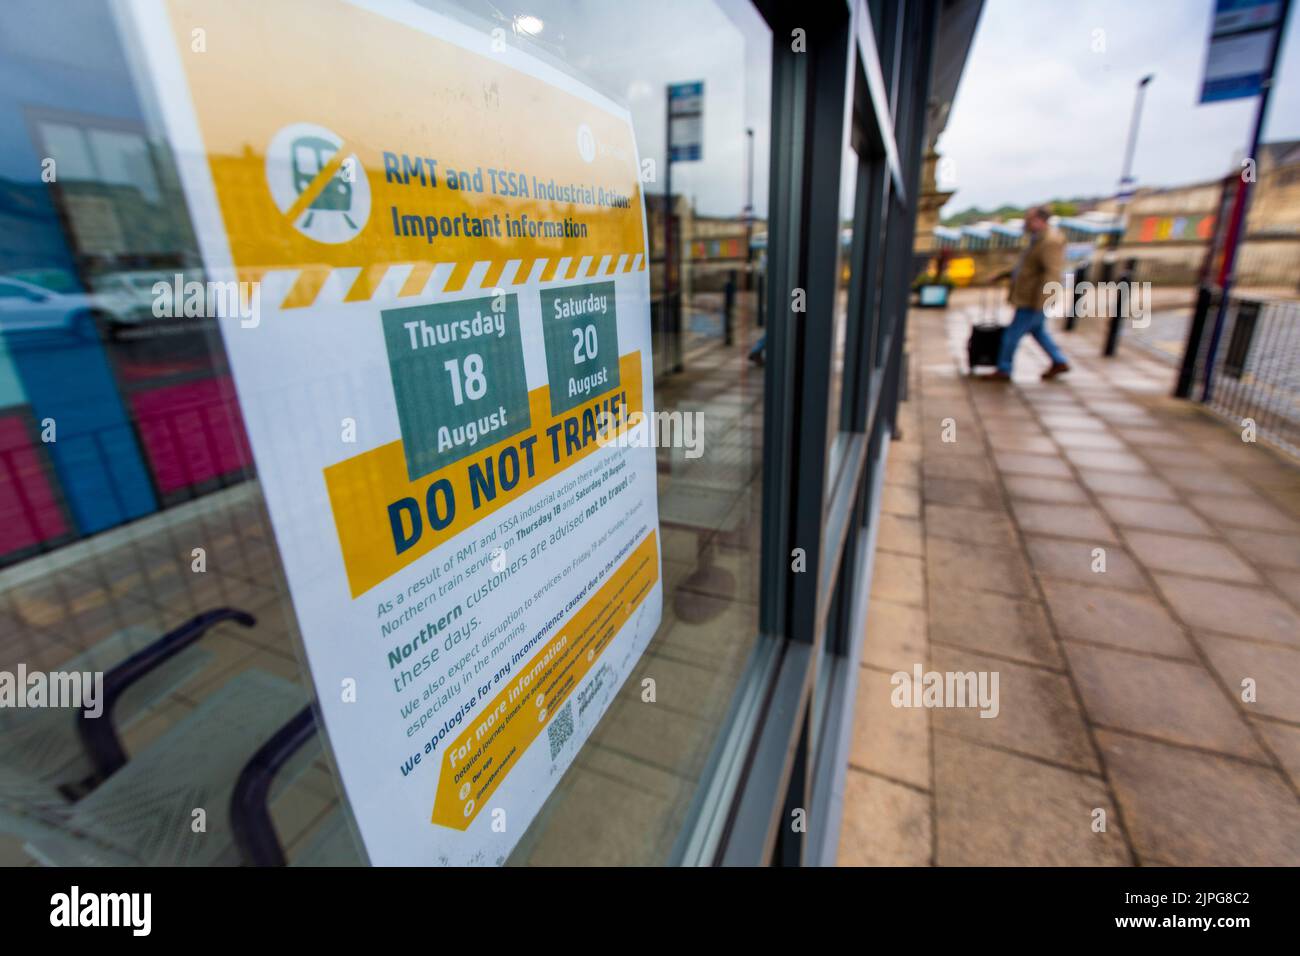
547, 702, 574, 760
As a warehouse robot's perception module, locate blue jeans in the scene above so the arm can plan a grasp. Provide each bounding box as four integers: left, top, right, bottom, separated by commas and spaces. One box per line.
997, 307, 1068, 374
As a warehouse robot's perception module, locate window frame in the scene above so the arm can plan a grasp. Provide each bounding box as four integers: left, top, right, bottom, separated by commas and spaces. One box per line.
715, 0, 938, 866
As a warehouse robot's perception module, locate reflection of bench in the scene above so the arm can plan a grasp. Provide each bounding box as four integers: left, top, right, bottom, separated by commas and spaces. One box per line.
232, 707, 364, 866
0, 607, 326, 866
22, 668, 309, 866
656, 409, 758, 622
0, 611, 237, 825
71, 608, 255, 794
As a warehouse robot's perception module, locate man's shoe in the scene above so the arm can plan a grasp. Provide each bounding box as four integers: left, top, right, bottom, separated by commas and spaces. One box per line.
987, 370, 1011, 381
1041, 362, 1070, 380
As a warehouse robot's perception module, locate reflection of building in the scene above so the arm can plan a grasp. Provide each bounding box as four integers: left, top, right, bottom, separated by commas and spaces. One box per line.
645, 192, 693, 295
914, 149, 954, 255
911, 0, 980, 264
645, 195, 768, 288
0, 3, 248, 568
686, 213, 766, 292
642, 193, 769, 378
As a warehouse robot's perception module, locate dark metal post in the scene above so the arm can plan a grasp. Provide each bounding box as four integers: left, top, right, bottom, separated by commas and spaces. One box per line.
1067, 261, 1088, 331
1103, 258, 1130, 357
1175, 285, 1216, 398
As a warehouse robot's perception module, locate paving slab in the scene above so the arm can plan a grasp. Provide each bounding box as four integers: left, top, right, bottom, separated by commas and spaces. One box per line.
1064, 642, 1263, 760
1011, 501, 1119, 543
1002, 475, 1091, 504
1121, 529, 1260, 584
927, 535, 1035, 599
925, 503, 1019, 550
929, 586, 1062, 667
1153, 574, 1300, 646
933, 735, 1129, 867
849, 666, 931, 789
860, 598, 928, 672
1098, 730, 1300, 866
837, 770, 932, 867
1197, 632, 1300, 723
1024, 535, 1148, 591
930, 646, 1099, 773
1040, 579, 1194, 658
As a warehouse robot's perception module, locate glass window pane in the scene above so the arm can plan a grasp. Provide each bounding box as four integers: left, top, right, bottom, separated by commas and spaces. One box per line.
38, 122, 97, 181
0, 0, 771, 868
87, 128, 160, 203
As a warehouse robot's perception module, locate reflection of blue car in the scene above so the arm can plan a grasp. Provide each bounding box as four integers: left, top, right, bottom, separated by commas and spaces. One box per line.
0, 276, 103, 341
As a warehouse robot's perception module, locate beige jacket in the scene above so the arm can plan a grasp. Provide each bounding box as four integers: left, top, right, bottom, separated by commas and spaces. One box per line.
1009, 227, 1065, 310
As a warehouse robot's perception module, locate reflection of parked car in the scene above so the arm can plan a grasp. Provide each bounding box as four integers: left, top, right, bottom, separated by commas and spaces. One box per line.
87, 272, 219, 366
0, 276, 105, 341
10, 269, 138, 321
91, 271, 179, 328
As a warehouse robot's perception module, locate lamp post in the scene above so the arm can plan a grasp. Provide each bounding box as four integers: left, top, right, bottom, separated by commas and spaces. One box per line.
1101, 73, 1153, 358
1117, 73, 1154, 213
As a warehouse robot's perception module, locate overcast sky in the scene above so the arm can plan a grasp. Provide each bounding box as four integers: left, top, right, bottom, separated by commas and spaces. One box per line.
938, 0, 1300, 216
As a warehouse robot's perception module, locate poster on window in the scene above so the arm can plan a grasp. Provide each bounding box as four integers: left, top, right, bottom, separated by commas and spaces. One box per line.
121, 0, 662, 865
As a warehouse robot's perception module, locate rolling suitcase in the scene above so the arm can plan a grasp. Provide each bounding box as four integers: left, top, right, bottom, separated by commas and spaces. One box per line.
967, 287, 1004, 372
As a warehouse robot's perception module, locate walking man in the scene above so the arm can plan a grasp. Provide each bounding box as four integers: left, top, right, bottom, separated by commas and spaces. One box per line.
991, 205, 1070, 381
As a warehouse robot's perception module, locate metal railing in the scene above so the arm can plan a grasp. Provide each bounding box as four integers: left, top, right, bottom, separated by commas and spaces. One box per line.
1179, 289, 1300, 456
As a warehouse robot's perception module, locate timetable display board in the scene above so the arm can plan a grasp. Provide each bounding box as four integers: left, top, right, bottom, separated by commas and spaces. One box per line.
124, 0, 662, 865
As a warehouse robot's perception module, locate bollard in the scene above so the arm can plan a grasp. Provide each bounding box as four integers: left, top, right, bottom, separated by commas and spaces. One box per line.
1102, 259, 1122, 357
1067, 262, 1088, 332
1175, 285, 1215, 398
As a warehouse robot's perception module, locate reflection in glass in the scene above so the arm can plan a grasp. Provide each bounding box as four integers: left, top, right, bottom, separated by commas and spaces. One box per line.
1, 0, 773, 867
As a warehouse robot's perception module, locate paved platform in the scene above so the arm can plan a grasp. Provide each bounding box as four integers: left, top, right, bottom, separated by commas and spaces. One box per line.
839, 294, 1300, 866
